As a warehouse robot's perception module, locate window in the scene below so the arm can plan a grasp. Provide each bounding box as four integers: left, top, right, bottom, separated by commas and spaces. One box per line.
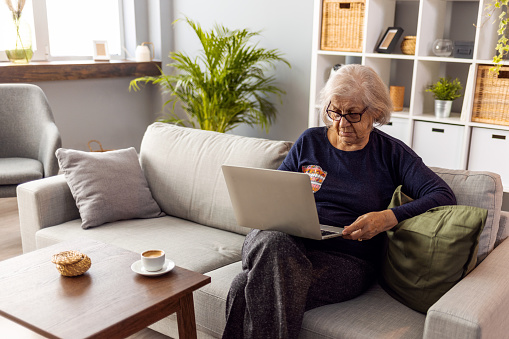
46, 0, 122, 57
1, 0, 124, 62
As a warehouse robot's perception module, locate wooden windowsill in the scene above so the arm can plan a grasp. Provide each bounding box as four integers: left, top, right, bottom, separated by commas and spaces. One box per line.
0, 60, 162, 83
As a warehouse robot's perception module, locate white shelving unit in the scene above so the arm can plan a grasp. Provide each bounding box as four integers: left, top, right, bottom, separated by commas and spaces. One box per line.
309, 0, 509, 191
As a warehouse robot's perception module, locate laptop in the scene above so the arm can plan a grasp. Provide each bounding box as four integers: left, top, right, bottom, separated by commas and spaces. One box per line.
221, 165, 344, 240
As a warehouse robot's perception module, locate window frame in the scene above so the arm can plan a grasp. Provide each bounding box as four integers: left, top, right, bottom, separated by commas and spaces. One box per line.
0, 0, 125, 62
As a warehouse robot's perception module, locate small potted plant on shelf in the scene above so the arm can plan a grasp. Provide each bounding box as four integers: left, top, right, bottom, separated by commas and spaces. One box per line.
425, 77, 463, 118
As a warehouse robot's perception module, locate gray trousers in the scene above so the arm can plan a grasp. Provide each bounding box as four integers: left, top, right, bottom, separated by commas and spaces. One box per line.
222, 230, 375, 339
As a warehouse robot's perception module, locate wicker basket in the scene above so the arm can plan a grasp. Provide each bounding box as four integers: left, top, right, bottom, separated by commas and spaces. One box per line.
52, 250, 92, 277
88, 140, 114, 152
472, 65, 509, 126
321, 0, 365, 52
401, 36, 416, 55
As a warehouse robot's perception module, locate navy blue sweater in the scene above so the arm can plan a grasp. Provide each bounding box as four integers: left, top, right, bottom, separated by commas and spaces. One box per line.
278, 127, 456, 263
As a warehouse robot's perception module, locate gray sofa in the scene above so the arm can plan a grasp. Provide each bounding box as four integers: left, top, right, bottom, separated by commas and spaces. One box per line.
17, 122, 509, 338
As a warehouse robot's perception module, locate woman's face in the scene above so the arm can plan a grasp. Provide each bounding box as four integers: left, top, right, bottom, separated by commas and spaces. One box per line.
327, 97, 374, 151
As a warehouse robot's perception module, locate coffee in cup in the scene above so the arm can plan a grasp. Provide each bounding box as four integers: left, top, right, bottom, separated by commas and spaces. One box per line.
141, 249, 165, 272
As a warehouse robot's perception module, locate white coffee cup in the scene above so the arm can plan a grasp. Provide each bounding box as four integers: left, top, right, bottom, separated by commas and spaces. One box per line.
141, 249, 165, 272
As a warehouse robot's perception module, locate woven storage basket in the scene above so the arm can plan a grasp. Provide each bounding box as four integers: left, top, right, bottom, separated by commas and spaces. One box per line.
321, 0, 365, 52
472, 65, 509, 126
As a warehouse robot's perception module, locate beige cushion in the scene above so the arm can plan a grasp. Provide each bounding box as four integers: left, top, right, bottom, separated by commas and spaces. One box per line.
140, 123, 292, 235
300, 283, 425, 339
150, 262, 427, 339
35, 216, 244, 274
431, 167, 503, 263
56, 147, 164, 229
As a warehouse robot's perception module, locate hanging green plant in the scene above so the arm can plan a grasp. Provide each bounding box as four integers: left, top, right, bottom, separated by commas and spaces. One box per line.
130, 17, 290, 133
484, 0, 508, 74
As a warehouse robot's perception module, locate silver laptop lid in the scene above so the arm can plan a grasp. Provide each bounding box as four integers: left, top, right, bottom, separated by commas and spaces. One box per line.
222, 165, 323, 240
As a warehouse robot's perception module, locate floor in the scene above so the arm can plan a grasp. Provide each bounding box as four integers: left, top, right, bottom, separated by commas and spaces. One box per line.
0, 197, 170, 339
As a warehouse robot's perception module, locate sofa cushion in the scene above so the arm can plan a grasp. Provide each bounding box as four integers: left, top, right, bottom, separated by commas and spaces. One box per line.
181, 261, 427, 339
383, 186, 487, 313
300, 283, 425, 339
147, 263, 425, 339
35, 216, 244, 273
140, 123, 292, 235
431, 167, 503, 263
150, 263, 426, 339
55, 147, 165, 229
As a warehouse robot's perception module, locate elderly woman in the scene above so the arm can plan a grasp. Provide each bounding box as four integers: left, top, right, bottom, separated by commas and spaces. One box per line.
222, 64, 456, 339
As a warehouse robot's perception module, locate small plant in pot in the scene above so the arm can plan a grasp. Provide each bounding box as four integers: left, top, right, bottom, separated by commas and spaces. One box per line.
426, 77, 463, 118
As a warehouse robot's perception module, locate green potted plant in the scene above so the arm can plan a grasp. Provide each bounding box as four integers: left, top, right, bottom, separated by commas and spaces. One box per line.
425, 77, 463, 118
130, 17, 290, 133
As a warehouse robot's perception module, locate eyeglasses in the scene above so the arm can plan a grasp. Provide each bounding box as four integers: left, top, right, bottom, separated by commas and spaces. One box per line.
326, 102, 368, 123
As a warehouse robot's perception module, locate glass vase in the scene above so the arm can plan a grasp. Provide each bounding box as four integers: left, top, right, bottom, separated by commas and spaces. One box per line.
432, 39, 453, 57
5, 15, 33, 64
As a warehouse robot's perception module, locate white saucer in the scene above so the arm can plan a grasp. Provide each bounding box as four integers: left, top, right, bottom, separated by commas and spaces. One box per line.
131, 259, 175, 277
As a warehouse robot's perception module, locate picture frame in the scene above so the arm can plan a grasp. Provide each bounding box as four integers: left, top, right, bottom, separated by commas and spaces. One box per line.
92, 40, 110, 61
375, 27, 404, 54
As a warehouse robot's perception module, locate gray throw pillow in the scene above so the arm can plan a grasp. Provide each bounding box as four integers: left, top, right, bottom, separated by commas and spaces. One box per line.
56, 147, 165, 229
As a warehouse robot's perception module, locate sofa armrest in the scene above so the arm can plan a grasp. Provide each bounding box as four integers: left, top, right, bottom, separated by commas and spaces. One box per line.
424, 238, 509, 339
17, 175, 80, 253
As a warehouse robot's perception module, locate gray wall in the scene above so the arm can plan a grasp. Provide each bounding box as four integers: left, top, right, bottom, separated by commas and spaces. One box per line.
34, 78, 159, 152
36, 0, 314, 152
169, 0, 314, 142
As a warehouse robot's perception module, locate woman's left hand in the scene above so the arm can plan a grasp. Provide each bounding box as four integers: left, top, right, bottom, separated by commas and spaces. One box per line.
342, 210, 398, 241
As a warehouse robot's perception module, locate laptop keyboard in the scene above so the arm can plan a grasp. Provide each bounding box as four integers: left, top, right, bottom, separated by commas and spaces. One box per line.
321, 229, 341, 237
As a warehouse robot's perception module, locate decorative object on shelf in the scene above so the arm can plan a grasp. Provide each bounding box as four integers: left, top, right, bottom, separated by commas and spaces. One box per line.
51, 250, 92, 277
400, 36, 416, 55
4, 0, 33, 64
426, 77, 463, 118
135, 42, 154, 62
390, 86, 405, 111
472, 64, 509, 126
432, 39, 453, 57
376, 27, 404, 54
321, 0, 365, 52
92, 40, 110, 61
130, 17, 290, 133
453, 41, 474, 59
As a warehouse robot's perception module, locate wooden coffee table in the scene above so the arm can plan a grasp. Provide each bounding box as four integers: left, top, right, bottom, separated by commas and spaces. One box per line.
0, 238, 211, 338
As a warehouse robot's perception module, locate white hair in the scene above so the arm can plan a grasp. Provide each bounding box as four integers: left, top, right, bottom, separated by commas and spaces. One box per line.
319, 64, 393, 127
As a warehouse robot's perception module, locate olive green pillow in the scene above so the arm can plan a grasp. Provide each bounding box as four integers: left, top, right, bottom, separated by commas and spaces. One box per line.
381, 186, 487, 313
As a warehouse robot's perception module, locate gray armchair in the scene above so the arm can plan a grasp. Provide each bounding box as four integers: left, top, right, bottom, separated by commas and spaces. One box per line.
0, 84, 61, 198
